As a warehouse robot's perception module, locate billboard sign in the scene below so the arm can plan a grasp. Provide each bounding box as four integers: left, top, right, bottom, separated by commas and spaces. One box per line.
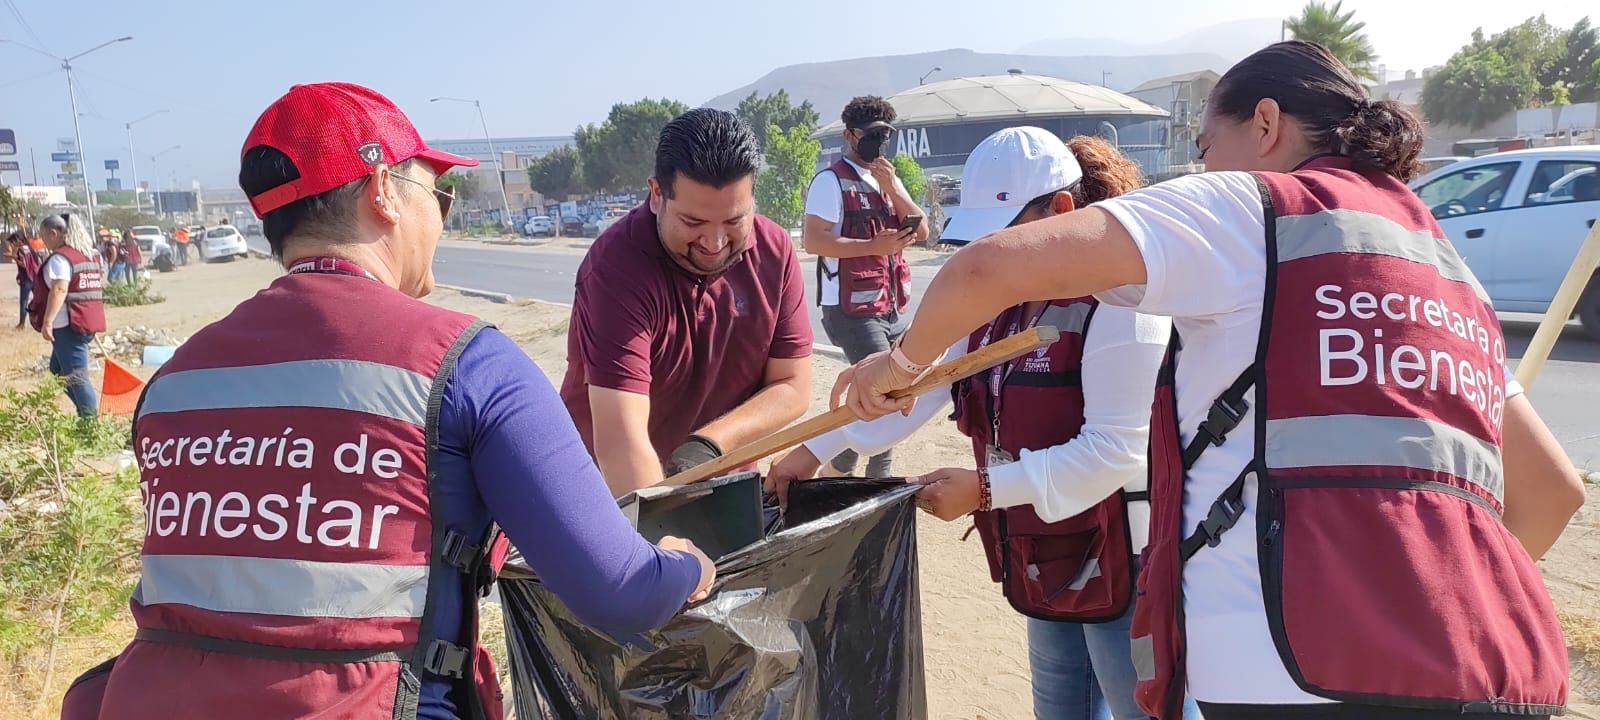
104, 159, 120, 171
0, 129, 15, 156
51, 152, 80, 163
0, 161, 20, 172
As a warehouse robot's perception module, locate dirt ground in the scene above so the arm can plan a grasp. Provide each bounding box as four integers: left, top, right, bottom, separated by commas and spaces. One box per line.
0, 255, 1595, 719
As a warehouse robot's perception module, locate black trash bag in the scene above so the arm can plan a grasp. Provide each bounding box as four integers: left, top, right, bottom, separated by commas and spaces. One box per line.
500, 479, 926, 720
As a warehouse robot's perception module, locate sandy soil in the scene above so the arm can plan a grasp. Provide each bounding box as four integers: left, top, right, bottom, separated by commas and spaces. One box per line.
0, 255, 1594, 719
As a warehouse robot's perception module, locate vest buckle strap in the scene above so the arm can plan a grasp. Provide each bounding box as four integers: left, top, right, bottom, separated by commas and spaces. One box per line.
1179, 471, 1250, 561
441, 530, 482, 573
1197, 395, 1248, 450
422, 638, 469, 679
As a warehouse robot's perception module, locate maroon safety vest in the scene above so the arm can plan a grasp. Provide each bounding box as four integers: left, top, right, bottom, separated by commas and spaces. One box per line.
1130, 156, 1568, 718
951, 297, 1146, 622
31, 245, 106, 334
817, 159, 911, 317
74, 270, 508, 720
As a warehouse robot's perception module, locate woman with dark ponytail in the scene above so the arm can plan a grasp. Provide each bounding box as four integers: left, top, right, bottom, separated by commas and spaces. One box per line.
833, 41, 1584, 720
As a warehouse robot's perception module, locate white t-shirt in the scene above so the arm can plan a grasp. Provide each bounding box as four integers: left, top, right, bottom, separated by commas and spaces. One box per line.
804, 158, 909, 306
1095, 172, 1524, 705
805, 304, 1172, 551
43, 253, 72, 329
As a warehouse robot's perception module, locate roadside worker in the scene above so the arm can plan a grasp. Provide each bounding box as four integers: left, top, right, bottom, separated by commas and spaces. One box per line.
831, 42, 1586, 720
121, 229, 144, 281
173, 225, 190, 266
560, 108, 813, 495
62, 82, 715, 720
772, 130, 1199, 720
7, 231, 43, 329
100, 230, 123, 283
30, 213, 102, 417
801, 95, 928, 477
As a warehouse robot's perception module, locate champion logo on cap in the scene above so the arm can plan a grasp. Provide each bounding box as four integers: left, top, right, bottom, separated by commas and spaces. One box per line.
996, 191, 1011, 201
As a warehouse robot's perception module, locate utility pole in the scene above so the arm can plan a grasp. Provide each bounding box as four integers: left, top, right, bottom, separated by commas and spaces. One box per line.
431, 96, 514, 229
124, 110, 168, 213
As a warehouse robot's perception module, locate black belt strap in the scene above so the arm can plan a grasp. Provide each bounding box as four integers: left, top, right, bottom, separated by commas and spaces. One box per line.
134, 628, 406, 664
1124, 491, 1150, 502
1181, 364, 1256, 471
1179, 467, 1251, 561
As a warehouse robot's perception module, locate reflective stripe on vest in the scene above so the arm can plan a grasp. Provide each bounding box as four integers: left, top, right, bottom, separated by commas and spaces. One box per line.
1038, 303, 1091, 336
1264, 414, 1503, 502
134, 555, 427, 618
137, 359, 432, 426
1275, 210, 1490, 303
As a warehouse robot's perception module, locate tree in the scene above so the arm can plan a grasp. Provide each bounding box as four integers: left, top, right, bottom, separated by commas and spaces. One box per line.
526, 145, 582, 201
1486, 15, 1566, 104
892, 154, 927, 207
96, 207, 162, 232
754, 123, 820, 229
1559, 17, 1600, 103
436, 171, 478, 205
1422, 42, 1539, 129
735, 90, 819, 148
1286, 1, 1378, 81
573, 98, 690, 193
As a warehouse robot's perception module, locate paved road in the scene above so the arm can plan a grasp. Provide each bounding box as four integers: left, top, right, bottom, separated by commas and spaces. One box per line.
249, 236, 1600, 466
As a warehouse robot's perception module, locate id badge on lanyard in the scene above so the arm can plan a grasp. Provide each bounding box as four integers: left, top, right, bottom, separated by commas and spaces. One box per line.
981, 304, 1047, 467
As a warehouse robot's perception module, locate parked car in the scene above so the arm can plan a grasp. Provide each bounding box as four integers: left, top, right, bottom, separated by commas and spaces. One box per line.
594, 208, 628, 235
244, 223, 262, 236
523, 216, 555, 237
200, 225, 250, 262
1408, 145, 1600, 339
130, 225, 166, 253
561, 215, 586, 236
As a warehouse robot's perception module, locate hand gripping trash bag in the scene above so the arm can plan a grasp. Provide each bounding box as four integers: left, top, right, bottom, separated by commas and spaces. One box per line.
499, 478, 926, 719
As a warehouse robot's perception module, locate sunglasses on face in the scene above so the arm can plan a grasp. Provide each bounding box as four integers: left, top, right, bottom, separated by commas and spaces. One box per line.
388, 173, 455, 219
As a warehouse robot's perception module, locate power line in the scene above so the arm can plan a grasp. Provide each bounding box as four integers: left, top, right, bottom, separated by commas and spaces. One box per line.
0, 65, 54, 90
3, 0, 49, 56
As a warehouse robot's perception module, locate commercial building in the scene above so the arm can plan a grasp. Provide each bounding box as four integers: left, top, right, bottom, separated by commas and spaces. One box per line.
1127, 70, 1219, 174
425, 136, 573, 223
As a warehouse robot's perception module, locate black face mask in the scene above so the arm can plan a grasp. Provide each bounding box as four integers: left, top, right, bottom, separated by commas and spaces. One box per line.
855, 130, 890, 162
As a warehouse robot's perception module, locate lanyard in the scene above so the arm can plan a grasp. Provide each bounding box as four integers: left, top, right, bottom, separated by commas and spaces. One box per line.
287, 256, 378, 281
977, 301, 1050, 451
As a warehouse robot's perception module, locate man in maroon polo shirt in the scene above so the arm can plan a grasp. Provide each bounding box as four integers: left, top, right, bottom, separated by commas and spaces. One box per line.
560, 109, 813, 495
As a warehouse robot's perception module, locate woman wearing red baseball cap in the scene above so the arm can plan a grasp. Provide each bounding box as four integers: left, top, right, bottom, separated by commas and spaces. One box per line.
833, 42, 1582, 720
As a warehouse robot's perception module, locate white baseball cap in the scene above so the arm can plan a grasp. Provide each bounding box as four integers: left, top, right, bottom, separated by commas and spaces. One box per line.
942, 126, 1083, 245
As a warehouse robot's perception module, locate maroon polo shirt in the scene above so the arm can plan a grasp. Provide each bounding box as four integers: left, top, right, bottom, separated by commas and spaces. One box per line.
560, 204, 812, 461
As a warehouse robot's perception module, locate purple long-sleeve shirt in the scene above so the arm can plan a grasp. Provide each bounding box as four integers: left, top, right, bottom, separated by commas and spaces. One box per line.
421, 327, 701, 719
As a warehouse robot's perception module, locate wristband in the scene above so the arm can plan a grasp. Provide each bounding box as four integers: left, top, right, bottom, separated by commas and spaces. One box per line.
977, 466, 993, 512
888, 340, 933, 376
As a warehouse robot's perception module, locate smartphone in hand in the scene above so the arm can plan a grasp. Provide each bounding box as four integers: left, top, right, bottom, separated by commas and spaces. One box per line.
898, 215, 924, 236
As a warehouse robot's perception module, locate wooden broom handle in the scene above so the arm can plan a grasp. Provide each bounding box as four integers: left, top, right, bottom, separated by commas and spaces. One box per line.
662, 326, 1062, 486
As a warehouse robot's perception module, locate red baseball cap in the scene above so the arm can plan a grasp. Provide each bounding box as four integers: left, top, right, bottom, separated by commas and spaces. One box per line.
241, 82, 477, 217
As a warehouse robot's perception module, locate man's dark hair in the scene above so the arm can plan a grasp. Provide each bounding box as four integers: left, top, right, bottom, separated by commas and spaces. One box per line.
238, 146, 420, 258
654, 108, 761, 199
841, 96, 896, 129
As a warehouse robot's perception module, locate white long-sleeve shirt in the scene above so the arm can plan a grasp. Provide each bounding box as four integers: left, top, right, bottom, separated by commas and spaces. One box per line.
805, 304, 1172, 550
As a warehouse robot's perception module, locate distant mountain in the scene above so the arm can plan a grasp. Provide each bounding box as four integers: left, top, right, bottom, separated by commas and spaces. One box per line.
1017, 18, 1284, 67
703, 48, 1228, 122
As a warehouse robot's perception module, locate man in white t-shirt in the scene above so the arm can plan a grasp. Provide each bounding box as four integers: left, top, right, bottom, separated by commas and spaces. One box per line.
802, 95, 928, 477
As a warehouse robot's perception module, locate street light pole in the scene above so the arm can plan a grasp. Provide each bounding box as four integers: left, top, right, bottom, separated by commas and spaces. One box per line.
125, 109, 168, 214
431, 96, 513, 228
1, 36, 132, 231
919, 66, 943, 85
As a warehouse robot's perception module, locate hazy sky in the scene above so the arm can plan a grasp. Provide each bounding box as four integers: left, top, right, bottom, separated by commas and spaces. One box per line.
1, 0, 1592, 189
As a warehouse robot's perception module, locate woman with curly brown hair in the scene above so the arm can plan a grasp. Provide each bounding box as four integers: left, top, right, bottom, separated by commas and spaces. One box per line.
770, 128, 1197, 720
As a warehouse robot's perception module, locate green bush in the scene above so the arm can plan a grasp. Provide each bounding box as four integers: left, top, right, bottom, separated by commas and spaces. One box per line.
103, 279, 165, 307
0, 380, 138, 680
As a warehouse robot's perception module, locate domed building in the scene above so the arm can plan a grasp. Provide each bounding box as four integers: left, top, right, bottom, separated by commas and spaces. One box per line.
815, 71, 1173, 178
